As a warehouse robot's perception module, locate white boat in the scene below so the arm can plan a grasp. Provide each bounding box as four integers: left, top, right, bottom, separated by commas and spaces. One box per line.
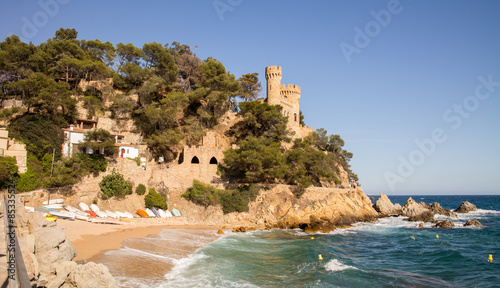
78, 203, 90, 211
75, 214, 90, 221
105, 210, 119, 219
115, 211, 127, 218
95, 210, 107, 218
25, 206, 35, 213
65, 205, 81, 213
123, 212, 134, 219
145, 208, 156, 217
50, 210, 76, 220
165, 210, 173, 217
43, 204, 63, 209
43, 199, 63, 205
90, 204, 100, 212
158, 209, 168, 218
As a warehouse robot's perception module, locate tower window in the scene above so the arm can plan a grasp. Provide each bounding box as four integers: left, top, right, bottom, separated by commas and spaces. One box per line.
191, 156, 200, 164
210, 157, 218, 164
294, 113, 297, 122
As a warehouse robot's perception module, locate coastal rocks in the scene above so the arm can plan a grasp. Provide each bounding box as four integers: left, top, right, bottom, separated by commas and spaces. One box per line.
434, 220, 455, 228
426, 202, 457, 218
454, 201, 477, 213
407, 211, 435, 223
464, 219, 482, 227
217, 229, 225, 234
13, 197, 118, 287
303, 215, 336, 233
402, 197, 430, 218
373, 193, 402, 215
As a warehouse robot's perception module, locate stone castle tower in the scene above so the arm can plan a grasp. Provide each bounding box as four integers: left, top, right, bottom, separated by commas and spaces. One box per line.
265, 66, 301, 125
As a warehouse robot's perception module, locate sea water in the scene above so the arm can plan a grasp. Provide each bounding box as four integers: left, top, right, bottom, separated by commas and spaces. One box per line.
95, 195, 500, 288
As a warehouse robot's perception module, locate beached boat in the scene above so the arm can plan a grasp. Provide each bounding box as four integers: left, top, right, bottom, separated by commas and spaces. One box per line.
171, 208, 181, 217
105, 211, 119, 219
158, 209, 167, 218
85, 210, 97, 217
95, 210, 107, 218
35, 206, 50, 213
124, 212, 134, 219
115, 211, 127, 218
50, 210, 76, 220
120, 218, 137, 223
43, 199, 63, 205
151, 207, 161, 217
165, 210, 173, 217
137, 209, 149, 217
90, 204, 100, 212
43, 203, 63, 209
74, 214, 90, 221
79, 202, 90, 211
145, 208, 156, 217
45, 215, 57, 222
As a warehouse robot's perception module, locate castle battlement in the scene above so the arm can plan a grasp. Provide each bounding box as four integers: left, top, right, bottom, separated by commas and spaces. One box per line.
280, 84, 301, 96
265, 66, 282, 79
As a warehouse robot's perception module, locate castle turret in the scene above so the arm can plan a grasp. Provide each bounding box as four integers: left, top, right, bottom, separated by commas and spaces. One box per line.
265, 66, 282, 106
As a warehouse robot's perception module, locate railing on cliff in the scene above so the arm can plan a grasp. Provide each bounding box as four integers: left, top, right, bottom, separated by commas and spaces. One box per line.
3, 180, 31, 288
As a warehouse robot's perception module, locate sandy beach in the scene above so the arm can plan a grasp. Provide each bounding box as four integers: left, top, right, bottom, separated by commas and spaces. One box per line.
57, 218, 222, 261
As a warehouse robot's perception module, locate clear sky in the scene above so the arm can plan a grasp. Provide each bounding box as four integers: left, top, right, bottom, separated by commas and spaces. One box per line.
1, 0, 499, 195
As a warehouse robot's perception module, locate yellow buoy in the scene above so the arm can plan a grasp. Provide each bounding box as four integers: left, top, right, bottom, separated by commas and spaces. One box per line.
488, 254, 493, 262
318, 254, 323, 261
436, 235, 439, 239
311, 237, 314, 240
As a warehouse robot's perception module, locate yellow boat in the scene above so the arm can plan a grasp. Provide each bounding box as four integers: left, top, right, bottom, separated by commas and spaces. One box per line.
45, 214, 57, 222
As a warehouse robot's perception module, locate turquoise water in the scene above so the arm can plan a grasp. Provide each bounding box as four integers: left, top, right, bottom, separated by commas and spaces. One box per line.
101, 195, 500, 288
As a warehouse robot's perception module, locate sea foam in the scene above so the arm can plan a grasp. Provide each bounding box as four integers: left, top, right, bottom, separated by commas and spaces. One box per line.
324, 259, 356, 272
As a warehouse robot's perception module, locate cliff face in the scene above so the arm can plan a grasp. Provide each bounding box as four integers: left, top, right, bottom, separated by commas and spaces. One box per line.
168, 185, 378, 230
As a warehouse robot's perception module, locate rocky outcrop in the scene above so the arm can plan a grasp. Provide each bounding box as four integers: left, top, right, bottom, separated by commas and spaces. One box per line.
373, 193, 402, 215
401, 197, 430, 218
407, 211, 435, 222
426, 202, 457, 218
464, 219, 482, 227
454, 201, 477, 213
13, 197, 118, 287
434, 220, 455, 228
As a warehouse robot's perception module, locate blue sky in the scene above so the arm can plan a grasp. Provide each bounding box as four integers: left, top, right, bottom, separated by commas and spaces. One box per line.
1, 0, 499, 195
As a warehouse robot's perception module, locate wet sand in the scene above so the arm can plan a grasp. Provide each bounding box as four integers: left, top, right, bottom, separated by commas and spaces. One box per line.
57, 218, 222, 261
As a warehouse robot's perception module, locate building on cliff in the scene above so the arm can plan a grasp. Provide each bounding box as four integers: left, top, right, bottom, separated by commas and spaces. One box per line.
0, 128, 27, 173
265, 66, 313, 139
62, 118, 139, 158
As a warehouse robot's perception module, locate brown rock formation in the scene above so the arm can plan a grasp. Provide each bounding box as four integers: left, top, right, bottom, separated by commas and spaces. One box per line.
373, 193, 402, 215
426, 202, 457, 218
401, 197, 430, 218
407, 211, 435, 223
464, 219, 482, 227
434, 220, 455, 228
454, 201, 477, 213
13, 197, 118, 287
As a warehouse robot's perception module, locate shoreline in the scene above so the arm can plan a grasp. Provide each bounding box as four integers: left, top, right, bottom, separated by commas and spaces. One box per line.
56, 218, 222, 261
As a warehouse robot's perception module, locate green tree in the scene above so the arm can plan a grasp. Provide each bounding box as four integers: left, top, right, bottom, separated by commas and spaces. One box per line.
221, 137, 287, 183
145, 188, 168, 209
144, 129, 184, 162
79, 129, 118, 156
54, 28, 78, 40
99, 170, 132, 198
0, 156, 18, 189
229, 100, 291, 142
238, 72, 262, 101
135, 184, 146, 195
142, 42, 178, 83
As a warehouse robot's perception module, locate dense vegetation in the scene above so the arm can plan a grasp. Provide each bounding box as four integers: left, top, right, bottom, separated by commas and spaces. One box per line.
182, 180, 259, 214
1, 28, 357, 198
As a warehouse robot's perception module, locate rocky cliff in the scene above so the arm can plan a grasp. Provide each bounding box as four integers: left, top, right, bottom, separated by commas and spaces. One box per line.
12, 197, 118, 288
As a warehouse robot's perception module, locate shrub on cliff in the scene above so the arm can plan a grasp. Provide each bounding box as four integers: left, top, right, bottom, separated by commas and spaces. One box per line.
135, 184, 146, 195
0, 156, 18, 189
98, 170, 132, 198
181, 180, 220, 207
145, 188, 168, 209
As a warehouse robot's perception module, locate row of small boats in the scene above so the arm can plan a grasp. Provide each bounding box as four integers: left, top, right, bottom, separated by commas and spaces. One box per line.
26, 198, 181, 222
136, 207, 181, 218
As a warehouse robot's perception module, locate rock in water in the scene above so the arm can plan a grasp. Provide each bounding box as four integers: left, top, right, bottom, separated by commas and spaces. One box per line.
402, 197, 430, 218
427, 202, 457, 218
407, 210, 435, 222
434, 220, 455, 228
373, 193, 402, 215
464, 219, 482, 227
454, 201, 477, 213
217, 229, 225, 235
